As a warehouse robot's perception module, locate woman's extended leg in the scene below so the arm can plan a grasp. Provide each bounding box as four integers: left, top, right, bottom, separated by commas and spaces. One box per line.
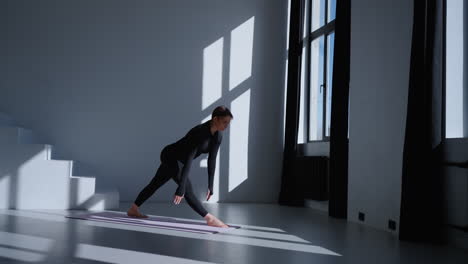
182, 179, 208, 217
180, 179, 228, 227
128, 162, 174, 218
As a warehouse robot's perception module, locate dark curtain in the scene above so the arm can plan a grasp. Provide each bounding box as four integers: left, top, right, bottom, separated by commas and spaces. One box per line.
328, 0, 351, 218
399, 0, 444, 243
279, 0, 305, 206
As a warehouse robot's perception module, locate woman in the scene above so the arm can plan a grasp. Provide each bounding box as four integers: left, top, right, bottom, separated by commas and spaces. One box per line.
127, 106, 233, 228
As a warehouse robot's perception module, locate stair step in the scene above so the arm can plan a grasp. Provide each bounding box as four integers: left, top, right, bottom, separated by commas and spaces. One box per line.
70, 176, 96, 207
4, 160, 72, 209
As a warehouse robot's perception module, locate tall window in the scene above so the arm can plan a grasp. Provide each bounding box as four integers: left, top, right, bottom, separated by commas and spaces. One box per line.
298, 0, 336, 143
445, 0, 464, 138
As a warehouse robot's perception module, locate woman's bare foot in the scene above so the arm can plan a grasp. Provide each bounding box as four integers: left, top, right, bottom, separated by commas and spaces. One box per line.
204, 213, 229, 228
127, 203, 148, 218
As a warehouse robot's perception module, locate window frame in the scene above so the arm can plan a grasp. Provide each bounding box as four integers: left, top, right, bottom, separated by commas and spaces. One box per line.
305, 0, 336, 142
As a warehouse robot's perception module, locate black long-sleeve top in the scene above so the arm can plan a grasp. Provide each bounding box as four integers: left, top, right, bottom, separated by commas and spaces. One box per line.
165, 120, 221, 196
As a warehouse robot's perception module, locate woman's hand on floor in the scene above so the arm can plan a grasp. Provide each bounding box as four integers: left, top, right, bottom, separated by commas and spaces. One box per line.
173, 195, 184, 205
206, 190, 212, 201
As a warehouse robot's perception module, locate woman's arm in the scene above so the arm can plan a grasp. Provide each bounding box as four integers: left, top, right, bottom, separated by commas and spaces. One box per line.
175, 147, 197, 197
175, 128, 207, 197
207, 134, 222, 195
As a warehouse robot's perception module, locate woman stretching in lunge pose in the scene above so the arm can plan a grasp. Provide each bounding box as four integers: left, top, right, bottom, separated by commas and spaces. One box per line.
127, 106, 233, 228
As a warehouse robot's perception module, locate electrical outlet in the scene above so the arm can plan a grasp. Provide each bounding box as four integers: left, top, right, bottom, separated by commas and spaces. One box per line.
388, 220, 397, 231
358, 212, 365, 221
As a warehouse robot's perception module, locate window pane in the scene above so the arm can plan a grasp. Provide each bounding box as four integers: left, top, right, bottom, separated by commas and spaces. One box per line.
328, 0, 336, 22
309, 36, 325, 141
298, 46, 308, 144
303, 0, 309, 39
311, 0, 326, 32
325, 32, 335, 137
446, 0, 464, 138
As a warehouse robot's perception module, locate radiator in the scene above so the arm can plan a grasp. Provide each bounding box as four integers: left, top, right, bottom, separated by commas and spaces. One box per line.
293, 156, 329, 201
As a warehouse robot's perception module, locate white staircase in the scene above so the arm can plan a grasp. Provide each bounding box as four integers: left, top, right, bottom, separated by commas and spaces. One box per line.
0, 112, 119, 210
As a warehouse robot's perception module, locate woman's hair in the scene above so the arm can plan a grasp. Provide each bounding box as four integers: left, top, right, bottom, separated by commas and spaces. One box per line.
212, 106, 234, 119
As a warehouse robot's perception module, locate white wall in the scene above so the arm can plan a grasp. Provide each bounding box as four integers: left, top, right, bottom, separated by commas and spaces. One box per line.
348, 0, 413, 233
0, 0, 287, 203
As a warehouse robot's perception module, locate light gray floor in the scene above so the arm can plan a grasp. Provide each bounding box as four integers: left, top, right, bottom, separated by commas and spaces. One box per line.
0, 202, 467, 264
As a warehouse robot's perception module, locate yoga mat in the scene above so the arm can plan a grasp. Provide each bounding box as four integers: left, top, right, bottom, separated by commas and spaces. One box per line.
66, 211, 241, 234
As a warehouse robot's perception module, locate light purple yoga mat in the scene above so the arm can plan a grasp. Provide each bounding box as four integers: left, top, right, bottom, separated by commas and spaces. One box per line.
66, 211, 241, 234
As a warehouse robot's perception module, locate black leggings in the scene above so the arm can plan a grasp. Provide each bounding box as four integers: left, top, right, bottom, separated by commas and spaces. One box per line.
133, 149, 208, 218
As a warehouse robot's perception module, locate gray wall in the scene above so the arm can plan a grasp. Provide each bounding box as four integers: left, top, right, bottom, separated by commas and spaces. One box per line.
348, 0, 413, 232
0, 0, 287, 203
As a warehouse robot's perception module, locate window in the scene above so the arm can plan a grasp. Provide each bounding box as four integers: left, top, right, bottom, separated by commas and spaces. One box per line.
445, 0, 464, 138
298, 0, 336, 143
